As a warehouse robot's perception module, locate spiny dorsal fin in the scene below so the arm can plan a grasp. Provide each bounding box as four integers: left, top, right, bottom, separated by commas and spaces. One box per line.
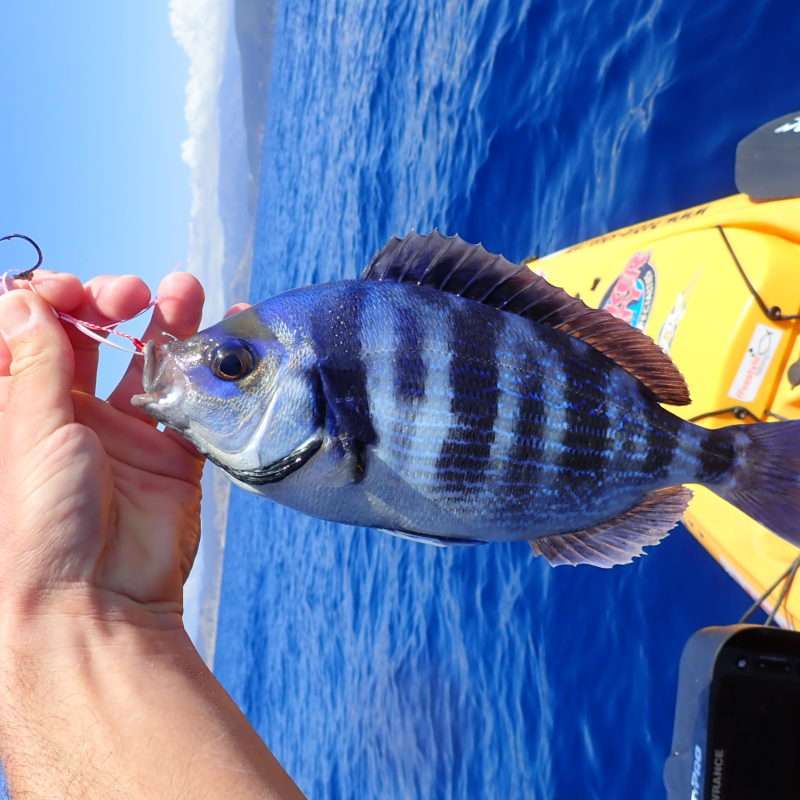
529, 486, 692, 568
362, 232, 690, 406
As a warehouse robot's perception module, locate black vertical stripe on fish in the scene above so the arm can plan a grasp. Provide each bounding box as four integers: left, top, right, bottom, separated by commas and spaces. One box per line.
393, 307, 428, 404
388, 305, 428, 472
434, 308, 500, 492
641, 390, 682, 480
502, 363, 546, 507
308, 366, 327, 431
593, 371, 613, 484
311, 286, 377, 478
696, 428, 736, 483
557, 360, 611, 486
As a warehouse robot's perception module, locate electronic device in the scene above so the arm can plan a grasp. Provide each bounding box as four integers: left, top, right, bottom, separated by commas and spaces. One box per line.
664, 624, 800, 799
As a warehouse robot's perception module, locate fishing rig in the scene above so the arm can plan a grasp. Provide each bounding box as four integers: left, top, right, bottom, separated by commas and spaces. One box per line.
0, 233, 156, 354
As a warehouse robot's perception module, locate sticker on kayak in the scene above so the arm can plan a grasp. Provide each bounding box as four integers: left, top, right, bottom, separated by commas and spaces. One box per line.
657, 274, 700, 354
600, 251, 656, 331
727, 324, 783, 403
657, 291, 688, 354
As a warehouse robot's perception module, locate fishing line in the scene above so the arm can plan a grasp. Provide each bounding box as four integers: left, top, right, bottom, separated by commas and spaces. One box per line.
0, 233, 156, 356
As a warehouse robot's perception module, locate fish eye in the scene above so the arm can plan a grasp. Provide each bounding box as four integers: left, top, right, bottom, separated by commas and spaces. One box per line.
211, 344, 256, 381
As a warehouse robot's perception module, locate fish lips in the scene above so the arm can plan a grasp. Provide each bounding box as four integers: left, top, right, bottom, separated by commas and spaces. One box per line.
130, 341, 190, 430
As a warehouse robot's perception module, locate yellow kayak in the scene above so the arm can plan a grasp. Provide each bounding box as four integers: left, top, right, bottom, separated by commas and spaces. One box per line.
528, 113, 800, 627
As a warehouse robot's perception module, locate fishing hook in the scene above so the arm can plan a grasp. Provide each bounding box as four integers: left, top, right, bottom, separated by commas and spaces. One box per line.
0, 234, 44, 280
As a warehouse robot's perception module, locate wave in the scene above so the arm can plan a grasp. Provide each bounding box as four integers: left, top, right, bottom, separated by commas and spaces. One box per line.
169, 0, 277, 664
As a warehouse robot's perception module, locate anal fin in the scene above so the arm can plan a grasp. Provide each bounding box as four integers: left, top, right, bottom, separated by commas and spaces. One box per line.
529, 486, 692, 568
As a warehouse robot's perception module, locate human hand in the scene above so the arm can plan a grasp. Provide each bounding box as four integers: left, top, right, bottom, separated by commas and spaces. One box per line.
0, 271, 205, 627
0, 272, 306, 800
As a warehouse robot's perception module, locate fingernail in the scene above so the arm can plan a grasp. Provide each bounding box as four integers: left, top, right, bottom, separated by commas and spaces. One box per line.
0, 294, 32, 339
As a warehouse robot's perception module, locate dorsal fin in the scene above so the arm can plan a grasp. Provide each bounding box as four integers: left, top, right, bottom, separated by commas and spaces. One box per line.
362, 232, 690, 405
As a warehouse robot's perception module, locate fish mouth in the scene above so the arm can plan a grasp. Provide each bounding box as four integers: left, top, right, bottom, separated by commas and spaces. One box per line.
130, 341, 188, 428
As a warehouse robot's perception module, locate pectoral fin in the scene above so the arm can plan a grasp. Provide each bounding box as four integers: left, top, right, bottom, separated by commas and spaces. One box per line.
322, 442, 368, 488
529, 486, 692, 568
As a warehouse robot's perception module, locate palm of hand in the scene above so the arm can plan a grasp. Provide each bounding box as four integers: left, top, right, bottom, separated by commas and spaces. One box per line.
75, 393, 203, 609
0, 271, 207, 618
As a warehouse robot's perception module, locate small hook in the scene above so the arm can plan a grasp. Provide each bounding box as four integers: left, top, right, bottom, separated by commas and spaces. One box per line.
0, 234, 44, 280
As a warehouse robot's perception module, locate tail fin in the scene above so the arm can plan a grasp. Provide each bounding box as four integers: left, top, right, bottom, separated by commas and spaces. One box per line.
709, 421, 800, 547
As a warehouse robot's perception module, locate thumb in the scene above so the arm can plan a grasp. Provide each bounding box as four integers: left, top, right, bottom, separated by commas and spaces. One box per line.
0, 290, 74, 439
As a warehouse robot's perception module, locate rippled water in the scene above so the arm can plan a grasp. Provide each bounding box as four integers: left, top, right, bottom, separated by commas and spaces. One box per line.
214, 1, 800, 796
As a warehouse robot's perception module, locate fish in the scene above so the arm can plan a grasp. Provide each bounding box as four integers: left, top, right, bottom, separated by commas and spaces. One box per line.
132, 232, 800, 567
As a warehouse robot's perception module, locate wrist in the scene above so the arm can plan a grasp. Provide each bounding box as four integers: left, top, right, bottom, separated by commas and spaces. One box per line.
0, 588, 223, 799
0, 584, 304, 799
0, 587, 201, 753
0, 584, 190, 695
0, 580, 184, 631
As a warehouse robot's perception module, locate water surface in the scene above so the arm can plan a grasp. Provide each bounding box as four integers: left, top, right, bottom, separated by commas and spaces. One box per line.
215, 2, 798, 796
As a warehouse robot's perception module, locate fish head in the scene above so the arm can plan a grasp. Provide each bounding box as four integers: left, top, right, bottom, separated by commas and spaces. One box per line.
132, 305, 322, 478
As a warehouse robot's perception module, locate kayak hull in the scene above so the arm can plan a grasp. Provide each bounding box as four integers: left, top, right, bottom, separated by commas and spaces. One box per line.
531, 193, 800, 626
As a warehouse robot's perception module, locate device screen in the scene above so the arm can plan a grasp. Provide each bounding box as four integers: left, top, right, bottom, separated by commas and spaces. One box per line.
706, 645, 800, 799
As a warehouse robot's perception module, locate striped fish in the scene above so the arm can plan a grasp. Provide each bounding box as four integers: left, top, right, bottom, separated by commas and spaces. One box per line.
132, 233, 800, 567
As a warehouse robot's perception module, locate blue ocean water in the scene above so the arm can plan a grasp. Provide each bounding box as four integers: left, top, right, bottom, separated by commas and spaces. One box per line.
214, 2, 800, 797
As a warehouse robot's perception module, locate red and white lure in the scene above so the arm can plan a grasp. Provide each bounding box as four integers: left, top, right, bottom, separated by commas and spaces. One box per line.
0, 233, 156, 356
